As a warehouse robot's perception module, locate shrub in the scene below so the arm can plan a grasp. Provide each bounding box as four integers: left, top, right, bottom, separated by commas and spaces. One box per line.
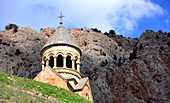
104, 32, 109, 36
40, 28, 43, 31
84, 41, 87, 46
150, 30, 155, 32
118, 41, 122, 46
113, 55, 117, 61
118, 57, 121, 67
167, 42, 170, 47
156, 35, 159, 39
160, 46, 164, 51
129, 48, 137, 61
133, 38, 138, 40
109, 30, 116, 35
120, 35, 123, 37
158, 30, 163, 33
139, 44, 143, 51
146, 29, 154, 33
15, 49, 21, 55
91, 28, 101, 33
5, 23, 19, 32
167, 33, 170, 37
146, 29, 149, 32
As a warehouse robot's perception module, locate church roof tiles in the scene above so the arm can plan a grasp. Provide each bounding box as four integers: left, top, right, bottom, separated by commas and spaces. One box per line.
41, 22, 81, 54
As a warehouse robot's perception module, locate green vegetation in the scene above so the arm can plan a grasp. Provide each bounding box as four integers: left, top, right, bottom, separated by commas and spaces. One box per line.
0, 72, 91, 103
5, 23, 19, 33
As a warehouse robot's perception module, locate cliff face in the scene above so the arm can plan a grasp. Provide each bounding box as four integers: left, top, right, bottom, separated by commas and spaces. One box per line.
106, 31, 170, 103
0, 27, 46, 78
0, 27, 170, 103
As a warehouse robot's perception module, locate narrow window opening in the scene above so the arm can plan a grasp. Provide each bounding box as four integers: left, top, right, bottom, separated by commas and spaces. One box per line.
44, 60, 46, 67
66, 56, 72, 68
57, 55, 63, 67
49, 56, 54, 68
75, 59, 77, 70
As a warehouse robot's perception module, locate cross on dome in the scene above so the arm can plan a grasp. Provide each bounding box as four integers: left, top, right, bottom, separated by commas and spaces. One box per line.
41, 12, 80, 53
58, 13, 64, 24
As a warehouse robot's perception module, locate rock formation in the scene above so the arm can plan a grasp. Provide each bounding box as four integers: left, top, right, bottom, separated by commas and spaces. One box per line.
0, 27, 170, 103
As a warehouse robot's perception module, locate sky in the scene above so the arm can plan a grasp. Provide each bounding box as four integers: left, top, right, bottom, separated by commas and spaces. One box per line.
0, 0, 170, 37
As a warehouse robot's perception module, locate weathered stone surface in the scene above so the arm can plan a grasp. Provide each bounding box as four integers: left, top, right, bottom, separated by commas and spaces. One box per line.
0, 28, 170, 103
0, 27, 46, 78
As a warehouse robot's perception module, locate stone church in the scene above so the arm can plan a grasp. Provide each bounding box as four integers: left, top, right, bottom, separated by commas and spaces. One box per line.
34, 15, 93, 102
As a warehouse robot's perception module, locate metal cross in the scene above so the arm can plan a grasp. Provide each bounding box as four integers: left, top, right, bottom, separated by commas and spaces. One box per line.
58, 13, 64, 23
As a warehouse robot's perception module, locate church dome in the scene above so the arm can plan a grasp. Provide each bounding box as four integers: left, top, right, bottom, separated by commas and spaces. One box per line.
41, 22, 81, 55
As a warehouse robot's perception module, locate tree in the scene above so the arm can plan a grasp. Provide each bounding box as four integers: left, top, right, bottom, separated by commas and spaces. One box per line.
104, 32, 109, 36
40, 28, 43, 31
158, 30, 163, 33
109, 29, 116, 35
91, 28, 101, 33
5, 23, 19, 32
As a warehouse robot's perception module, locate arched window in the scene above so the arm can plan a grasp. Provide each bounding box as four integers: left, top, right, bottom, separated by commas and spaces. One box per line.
49, 56, 54, 68
57, 55, 63, 67
66, 56, 72, 68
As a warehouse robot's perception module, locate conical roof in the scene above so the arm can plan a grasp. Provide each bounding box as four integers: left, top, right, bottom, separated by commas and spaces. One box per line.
41, 22, 81, 55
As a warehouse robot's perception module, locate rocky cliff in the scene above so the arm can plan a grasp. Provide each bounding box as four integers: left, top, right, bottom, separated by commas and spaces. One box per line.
0, 27, 170, 103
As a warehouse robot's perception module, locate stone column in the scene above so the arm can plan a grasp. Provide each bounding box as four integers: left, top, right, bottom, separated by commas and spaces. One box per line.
77, 62, 80, 72
46, 58, 49, 66
42, 60, 45, 70
54, 57, 57, 68
63, 56, 66, 68
72, 58, 75, 70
